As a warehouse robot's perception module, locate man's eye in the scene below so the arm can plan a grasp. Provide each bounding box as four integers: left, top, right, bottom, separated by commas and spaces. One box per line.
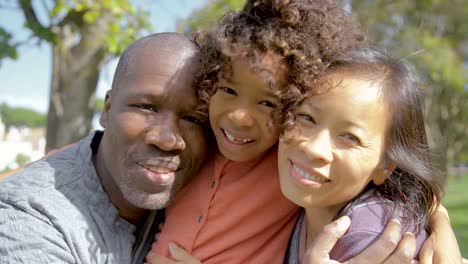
259, 100, 277, 108
342, 133, 361, 145
219, 86, 237, 96
182, 115, 202, 125
134, 104, 158, 112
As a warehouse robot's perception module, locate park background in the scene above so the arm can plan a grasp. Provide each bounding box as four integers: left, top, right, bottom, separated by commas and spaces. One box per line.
0, 0, 466, 256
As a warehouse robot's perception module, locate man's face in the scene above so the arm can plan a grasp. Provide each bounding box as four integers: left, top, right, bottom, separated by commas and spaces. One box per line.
100, 47, 206, 210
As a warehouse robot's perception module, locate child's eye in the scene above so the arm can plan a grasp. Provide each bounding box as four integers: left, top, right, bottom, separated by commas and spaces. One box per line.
296, 113, 316, 125
182, 115, 202, 125
219, 86, 237, 96
259, 100, 277, 108
342, 133, 361, 145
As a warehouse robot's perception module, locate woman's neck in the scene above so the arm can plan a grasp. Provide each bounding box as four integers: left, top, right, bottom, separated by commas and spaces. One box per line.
304, 204, 345, 247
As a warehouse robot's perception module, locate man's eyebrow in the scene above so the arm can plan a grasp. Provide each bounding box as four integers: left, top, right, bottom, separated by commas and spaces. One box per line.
125, 93, 160, 102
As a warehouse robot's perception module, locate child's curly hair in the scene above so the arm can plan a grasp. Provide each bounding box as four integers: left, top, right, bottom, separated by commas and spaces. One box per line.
194, 0, 365, 122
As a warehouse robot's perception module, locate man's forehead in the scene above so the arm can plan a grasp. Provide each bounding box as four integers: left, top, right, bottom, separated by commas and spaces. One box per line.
126, 53, 199, 84
123, 86, 199, 110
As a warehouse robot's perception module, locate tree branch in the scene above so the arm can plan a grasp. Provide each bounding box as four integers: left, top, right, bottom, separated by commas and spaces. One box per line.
18, 0, 56, 42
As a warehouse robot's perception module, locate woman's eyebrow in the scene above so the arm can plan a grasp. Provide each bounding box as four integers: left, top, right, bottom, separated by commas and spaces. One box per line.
300, 101, 321, 114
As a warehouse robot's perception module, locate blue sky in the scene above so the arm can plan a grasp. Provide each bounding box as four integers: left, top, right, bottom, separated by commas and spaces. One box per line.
0, 0, 207, 114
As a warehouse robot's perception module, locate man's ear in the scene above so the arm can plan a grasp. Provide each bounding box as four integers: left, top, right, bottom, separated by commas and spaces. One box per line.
99, 90, 112, 128
373, 161, 396, 185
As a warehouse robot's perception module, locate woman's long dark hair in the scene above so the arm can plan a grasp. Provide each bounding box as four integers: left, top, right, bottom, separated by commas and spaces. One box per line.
286, 47, 445, 229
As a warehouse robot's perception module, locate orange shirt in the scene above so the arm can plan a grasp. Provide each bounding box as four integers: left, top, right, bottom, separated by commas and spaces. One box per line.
152, 146, 300, 263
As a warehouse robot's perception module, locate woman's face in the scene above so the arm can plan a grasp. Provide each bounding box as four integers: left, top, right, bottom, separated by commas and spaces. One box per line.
278, 72, 392, 214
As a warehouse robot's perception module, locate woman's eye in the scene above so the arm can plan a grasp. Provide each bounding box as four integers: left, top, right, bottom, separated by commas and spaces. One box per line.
259, 100, 277, 108
219, 86, 237, 95
342, 133, 360, 145
296, 113, 316, 125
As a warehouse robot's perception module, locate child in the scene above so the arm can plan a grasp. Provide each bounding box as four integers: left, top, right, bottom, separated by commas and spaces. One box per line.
151, 0, 363, 262
279, 47, 445, 263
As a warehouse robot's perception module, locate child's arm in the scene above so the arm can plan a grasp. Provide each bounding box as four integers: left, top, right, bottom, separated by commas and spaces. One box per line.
419, 205, 462, 263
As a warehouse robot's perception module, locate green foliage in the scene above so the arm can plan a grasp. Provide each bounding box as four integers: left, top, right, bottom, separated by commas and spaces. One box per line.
48, 0, 152, 55
95, 97, 105, 113
181, 0, 245, 33
409, 31, 466, 89
0, 103, 46, 129
459, 153, 468, 164
0, 27, 19, 65
443, 174, 468, 256
2, 0, 151, 61
345, 0, 468, 171
15, 153, 31, 167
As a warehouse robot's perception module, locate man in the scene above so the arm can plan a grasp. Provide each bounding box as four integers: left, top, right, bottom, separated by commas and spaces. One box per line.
0, 33, 207, 263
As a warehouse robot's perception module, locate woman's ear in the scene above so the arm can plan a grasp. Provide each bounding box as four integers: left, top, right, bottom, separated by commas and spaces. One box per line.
373, 162, 396, 185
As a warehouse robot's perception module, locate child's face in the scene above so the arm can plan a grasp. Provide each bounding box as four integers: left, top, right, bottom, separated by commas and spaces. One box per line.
278, 72, 391, 214
209, 55, 285, 161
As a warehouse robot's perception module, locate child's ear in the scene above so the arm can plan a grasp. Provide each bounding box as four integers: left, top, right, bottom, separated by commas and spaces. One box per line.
99, 90, 112, 128
373, 162, 396, 185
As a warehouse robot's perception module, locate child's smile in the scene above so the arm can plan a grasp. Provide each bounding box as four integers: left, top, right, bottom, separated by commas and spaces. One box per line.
222, 129, 254, 144
208, 55, 286, 161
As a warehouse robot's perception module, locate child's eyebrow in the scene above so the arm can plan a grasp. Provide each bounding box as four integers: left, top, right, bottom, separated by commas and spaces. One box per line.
219, 75, 237, 85
263, 89, 278, 99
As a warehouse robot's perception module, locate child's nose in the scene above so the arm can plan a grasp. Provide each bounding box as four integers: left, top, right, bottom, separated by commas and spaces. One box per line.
228, 108, 255, 127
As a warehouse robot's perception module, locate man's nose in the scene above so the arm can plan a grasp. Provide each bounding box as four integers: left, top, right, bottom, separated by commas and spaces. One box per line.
299, 131, 333, 163
227, 108, 255, 127
145, 115, 186, 151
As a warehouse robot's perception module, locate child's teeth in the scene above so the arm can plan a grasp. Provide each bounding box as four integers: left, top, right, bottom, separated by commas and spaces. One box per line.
226, 132, 235, 141
224, 130, 252, 143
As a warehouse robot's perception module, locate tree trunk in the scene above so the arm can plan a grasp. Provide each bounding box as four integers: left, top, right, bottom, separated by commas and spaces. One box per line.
45, 15, 110, 151
45, 47, 105, 151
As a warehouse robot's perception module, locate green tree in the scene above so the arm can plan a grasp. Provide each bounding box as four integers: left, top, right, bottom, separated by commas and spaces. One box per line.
0, 103, 46, 129
348, 0, 468, 172
15, 153, 31, 167
178, 0, 245, 33
0, 27, 18, 65
0, 0, 151, 151
95, 97, 105, 113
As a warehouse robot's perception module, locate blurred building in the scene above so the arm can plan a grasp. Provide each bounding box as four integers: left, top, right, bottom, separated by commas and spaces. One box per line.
0, 117, 45, 171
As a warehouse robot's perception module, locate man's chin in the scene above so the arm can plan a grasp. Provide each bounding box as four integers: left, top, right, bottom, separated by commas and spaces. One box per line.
123, 190, 172, 210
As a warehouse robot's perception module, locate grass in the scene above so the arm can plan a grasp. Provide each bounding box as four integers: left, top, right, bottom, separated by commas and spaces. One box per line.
442, 174, 468, 257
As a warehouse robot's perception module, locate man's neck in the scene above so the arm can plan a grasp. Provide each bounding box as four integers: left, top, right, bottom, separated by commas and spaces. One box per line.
93, 136, 148, 226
